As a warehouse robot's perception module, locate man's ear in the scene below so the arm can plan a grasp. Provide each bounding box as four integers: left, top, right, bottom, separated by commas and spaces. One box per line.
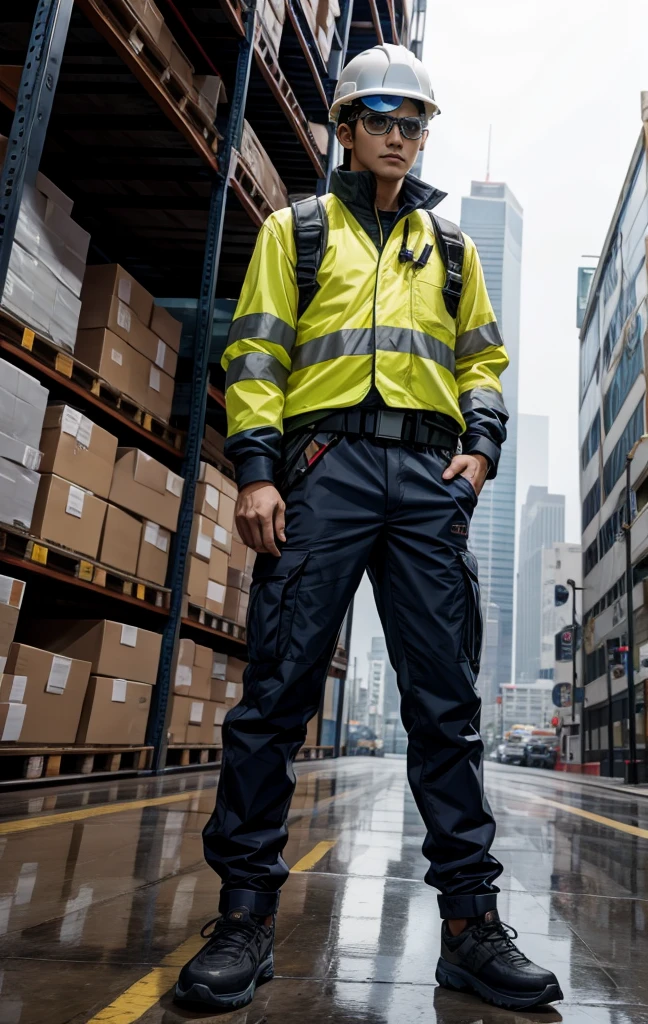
337, 123, 354, 152
419, 130, 429, 152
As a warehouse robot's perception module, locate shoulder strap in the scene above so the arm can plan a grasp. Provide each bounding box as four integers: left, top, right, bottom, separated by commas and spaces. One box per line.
428, 212, 465, 319
292, 196, 328, 320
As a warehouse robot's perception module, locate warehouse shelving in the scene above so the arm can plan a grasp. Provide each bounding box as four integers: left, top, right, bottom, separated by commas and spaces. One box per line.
0, 0, 423, 783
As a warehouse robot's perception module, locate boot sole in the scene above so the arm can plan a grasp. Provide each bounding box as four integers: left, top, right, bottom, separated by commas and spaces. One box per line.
436, 957, 564, 1010
174, 956, 274, 1011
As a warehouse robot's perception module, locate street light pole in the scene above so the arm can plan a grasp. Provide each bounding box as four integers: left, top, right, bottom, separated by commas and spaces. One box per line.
624, 453, 639, 784
567, 578, 584, 763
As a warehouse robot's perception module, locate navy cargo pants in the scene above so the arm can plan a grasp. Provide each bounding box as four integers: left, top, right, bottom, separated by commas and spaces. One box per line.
203, 432, 503, 919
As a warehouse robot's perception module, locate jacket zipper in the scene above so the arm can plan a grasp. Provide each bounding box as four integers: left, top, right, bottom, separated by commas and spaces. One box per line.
371, 205, 385, 394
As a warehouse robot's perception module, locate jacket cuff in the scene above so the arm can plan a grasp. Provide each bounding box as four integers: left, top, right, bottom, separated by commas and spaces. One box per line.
462, 435, 501, 479
236, 455, 276, 490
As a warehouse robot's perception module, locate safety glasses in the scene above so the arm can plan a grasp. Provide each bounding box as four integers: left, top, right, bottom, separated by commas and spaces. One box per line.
353, 110, 428, 140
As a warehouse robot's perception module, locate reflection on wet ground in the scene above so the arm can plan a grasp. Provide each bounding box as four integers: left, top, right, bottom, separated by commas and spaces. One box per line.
1, 759, 647, 1022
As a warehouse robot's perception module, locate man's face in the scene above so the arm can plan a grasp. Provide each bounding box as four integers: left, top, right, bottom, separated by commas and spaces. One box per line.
337, 99, 428, 180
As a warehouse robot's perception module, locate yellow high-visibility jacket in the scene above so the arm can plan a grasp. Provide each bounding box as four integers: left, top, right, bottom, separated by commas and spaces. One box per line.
222, 170, 509, 488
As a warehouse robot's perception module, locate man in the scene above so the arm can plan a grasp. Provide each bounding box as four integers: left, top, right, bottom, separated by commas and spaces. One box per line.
176, 43, 563, 1013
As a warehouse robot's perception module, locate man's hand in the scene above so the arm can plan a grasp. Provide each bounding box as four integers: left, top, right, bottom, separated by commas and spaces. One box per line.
236, 482, 286, 557
442, 453, 489, 497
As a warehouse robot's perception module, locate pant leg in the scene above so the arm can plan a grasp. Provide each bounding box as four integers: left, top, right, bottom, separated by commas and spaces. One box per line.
367, 444, 503, 920
203, 434, 383, 912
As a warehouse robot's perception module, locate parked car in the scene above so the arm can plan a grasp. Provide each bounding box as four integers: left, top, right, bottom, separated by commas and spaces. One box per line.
522, 735, 560, 769
347, 724, 383, 756
501, 730, 532, 765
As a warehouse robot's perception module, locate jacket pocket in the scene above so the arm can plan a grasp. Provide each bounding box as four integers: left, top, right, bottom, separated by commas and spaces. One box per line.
247, 549, 310, 662
458, 549, 483, 674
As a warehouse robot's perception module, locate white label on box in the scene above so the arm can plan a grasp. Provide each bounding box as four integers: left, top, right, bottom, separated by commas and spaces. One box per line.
2, 703, 26, 742
155, 532, 169, 553
155, 339, 167, 369
166, 471, 183, 497
117, 300, 132, 332
120, 624, 138, 647
214, 705, 227, 725
117, 277, 132, 304
61, 406, 82, 437
207, 581, 225, 604
144, 521, 159, 547
196, 532, 212, 559
9, 675, 27, 703
213, 524, 228, 546
66, 485, 85, 518
0, 657, 6, 674
175, 665, 192, 688
0, 575, 23, 609
149, 366, 161, 392
77, 416, 93, 449
189, 701, 204, 724
205, 485, 219, 511
226, 681, 239, 699
22, 446, 41, 471
212, 653, 227, 679
46, 655, 72, 694
111, 348, 123, 366
111, 678, 128, 703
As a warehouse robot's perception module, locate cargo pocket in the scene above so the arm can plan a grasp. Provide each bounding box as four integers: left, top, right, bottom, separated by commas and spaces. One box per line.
247, 549, 310, 662
458, 549, 483, 673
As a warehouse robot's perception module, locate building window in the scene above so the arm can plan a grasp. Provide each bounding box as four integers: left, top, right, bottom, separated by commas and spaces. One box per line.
603, 400, 644, 498
582, 480, 601, 531
581, 411, 601, 470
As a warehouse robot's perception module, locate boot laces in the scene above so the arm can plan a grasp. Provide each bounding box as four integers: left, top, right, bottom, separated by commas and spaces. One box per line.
473, 919, 530, 967
199, 915, 261, 964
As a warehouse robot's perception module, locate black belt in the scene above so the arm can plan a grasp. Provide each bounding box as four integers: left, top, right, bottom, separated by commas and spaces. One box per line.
317, 409, 459, 450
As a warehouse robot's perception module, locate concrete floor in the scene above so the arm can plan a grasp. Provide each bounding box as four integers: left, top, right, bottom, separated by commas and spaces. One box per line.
1, 758, 648, 1023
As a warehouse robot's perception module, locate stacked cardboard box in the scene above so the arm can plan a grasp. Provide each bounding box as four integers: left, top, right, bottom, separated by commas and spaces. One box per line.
0, 575, 25, 676
257, 0, 286, 55
225, 524, 255, 626
0, 359, 48, 530
168, 645, 245, 745
239, 122, 289, 212
191, 75, 227, 126
36, 619, 162, 745
0, 138, 91, 351
109, 448, 183, 584
185, 462, 237, 615
76, 265, 182, 424
0, 644, 91, 744
301, 0, 340, 60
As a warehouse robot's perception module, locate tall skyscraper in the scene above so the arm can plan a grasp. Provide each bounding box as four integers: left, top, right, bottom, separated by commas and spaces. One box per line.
460, 181, 523, 699
516, 487, 565, 683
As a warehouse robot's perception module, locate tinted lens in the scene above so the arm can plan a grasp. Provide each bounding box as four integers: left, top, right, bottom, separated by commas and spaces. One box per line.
400, 117, 424, 139
363, 113, 390, 135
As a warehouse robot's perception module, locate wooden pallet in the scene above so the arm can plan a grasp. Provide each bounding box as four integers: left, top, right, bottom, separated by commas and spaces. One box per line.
254, 27, 326, 178
166, 744, 223, 768
0, 312, 184, 454
183, 602, 247, 643
0, 524, 171, 612
296, 746, 335, 761
229, 151, 276, 228
0, 744, 152, 783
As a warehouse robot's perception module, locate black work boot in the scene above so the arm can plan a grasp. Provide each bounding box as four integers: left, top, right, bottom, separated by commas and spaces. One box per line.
436, 910, 563, 1009
175, 906, 274, 1010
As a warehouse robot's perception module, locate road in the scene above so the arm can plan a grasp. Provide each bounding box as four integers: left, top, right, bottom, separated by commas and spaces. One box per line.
1, 758, 647, 1022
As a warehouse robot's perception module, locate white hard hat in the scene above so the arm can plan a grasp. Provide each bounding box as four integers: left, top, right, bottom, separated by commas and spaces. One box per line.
329, 43, 439, 124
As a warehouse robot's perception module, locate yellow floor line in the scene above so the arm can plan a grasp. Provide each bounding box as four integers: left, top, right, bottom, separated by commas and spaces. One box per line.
85, 838, 338, 1024
488, 780, 648, 840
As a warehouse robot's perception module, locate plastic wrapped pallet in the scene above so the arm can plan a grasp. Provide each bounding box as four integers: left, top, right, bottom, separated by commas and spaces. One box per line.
239, 121, 289, 211
257, 0, 286, 55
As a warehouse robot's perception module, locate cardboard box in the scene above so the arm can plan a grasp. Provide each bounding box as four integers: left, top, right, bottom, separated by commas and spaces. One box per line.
99, 504, 142, 575
75, 329, 174, 424
194, 481, 220, 522
185, 555, 209, 606
224, 585, 249, 626
0, 357, 48, 451
229, 539, 248, 573
129, 360, 174, 424
209, 545, 229, 586
0, 428, 41, 472
0, 702, 26, 742
76, 676, 152, 744
212, 702, 227, 726
175, 641, 212, 700
228, 657, 247, 684
217, 493, 236, 533
0, 575, 25, 673
192, 74, 226, 122
209, 679, 243, 706
126, 0, 164, 44
193, 644, 213, 700
168, 693, 191, 743
0, 456, 39, 529
1, 643, 91, 744
3, 242, 81, 352
31, 474, 107, 557
80, 291, 178, 377
185, 697, 214, 744
36, 619, 162, 685
212, 651, 227, 680
239, 121, 289, 211
137, 520, 170, 585
15, 184, 90, 297
213, 524, 232, 555
206, 579, 226, 616
80, 264, 153, 327
213, 724, 223, 746
173, 638, 195, 694
109, 448, 183, 532
39, 405, 117, 498
190, 514, 215, 562
199, 461, 238, 501
170, 40, 194, 91
150, 304, 183, 354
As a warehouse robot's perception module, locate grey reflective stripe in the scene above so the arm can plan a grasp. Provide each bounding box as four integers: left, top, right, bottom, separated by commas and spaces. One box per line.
292, 327, 454, 372
455, 321, 504, 358
227, 312, 296, 353
226, 352, 290, 392
292, 329, 373, 370
376, 328, 455, 372
459, 386, 508, 418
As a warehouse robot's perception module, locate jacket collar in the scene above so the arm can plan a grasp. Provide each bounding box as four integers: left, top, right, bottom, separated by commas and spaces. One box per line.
330, 169, 447, 247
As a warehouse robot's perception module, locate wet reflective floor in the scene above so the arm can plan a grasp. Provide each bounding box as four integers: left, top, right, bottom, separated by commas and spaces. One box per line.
1, 758, 648, 1023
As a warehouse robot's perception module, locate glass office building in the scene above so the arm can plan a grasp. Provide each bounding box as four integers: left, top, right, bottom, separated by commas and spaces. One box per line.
460, 181, 523, 700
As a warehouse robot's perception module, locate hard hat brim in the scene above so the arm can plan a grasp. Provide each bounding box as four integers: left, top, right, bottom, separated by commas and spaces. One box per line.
362, 94, 405, 112
330, 87, 439, 123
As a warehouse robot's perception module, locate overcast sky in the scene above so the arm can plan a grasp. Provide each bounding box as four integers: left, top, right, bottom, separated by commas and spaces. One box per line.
349, 0, 648, 681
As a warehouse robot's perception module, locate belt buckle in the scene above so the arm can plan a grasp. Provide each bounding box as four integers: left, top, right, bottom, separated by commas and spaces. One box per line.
375, 410, 405, 440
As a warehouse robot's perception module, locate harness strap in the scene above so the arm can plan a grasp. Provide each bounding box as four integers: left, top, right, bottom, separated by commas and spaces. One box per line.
292, 196, 328, 320
429, 212, 465, 320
